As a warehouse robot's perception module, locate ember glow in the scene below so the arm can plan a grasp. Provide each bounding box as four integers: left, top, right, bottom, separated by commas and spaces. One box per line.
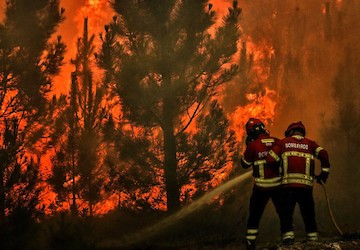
231, 87, 277, 141
52, 0, 114, 94
4, 0, 342, 216
228, 39, 277, 141
2, 1, 360, 247
47, 0, 278, 214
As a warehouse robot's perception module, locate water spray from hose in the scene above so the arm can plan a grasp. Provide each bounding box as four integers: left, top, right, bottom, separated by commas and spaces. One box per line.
100, 170, 253, 248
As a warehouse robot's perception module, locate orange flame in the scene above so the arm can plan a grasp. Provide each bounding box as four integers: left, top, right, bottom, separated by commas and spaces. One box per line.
46, 0, 278, 214
230, 87, 277, 141
226, 38, 277, 142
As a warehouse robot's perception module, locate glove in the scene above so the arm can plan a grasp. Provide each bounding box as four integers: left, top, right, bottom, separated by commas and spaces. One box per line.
316, 171, 329, 184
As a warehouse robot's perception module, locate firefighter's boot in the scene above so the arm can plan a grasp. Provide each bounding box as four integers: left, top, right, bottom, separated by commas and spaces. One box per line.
282, 231, 295, 245
306, 232, 319, 242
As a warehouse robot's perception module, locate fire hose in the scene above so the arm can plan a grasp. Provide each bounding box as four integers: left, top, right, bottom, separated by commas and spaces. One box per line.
318, 180, 343, 236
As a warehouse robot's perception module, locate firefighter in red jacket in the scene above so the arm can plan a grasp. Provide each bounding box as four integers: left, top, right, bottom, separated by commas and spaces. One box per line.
266, 121, 330, 244
241, 118, 285, 250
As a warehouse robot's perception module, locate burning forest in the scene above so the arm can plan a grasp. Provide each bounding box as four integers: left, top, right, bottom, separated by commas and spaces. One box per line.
0, 0, 359, 249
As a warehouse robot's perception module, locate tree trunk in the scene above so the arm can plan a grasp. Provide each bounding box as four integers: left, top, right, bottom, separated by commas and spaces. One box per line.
0, 162, 5, 223
70, 72, 78, 217
71, 152, 77, 217
163, 117, 180, 212
161, 35, 181, 212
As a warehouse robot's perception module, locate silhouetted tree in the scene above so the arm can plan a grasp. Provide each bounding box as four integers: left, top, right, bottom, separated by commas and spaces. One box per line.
0, 0, 65, 230
48, 18, 110, 217
0, 118, 44, 248
103, 118, 162, 210
177, 100, 238, 201
98, 0, 241, 212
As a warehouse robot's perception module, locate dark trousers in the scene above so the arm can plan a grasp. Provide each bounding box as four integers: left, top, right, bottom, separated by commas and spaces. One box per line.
281, 187, 317, 234
247, 186, 287, 238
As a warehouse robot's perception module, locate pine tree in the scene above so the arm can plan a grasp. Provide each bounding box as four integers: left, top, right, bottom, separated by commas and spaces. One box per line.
98, 0, 241, 212
177, 100, 238, 201
0, 0, 65, 246
48, 18, 109, 216
103, 119, 161, 210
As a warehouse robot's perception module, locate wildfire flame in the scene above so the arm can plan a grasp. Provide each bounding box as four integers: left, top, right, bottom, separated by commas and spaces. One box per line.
230, 87, 277, 141
45, 0, 277, 214
76, 0, 113, 47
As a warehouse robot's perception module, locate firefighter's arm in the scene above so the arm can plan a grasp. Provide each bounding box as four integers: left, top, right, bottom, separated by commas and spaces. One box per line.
266, 144, 281, 167
315, 146, 330, 183
241, 157, 252, 169
241, 144, 254, 169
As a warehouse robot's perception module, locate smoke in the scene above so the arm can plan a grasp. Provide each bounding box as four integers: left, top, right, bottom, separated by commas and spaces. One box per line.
220, 0, 360, 237
221, 1, 340, 139
50, 0, 114, 94
1, 0, 357, 237
99, 171, 253, 248
54, 0, 360, 234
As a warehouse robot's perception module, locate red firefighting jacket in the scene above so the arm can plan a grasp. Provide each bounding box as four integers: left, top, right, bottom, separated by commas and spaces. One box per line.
266, 135, 330, 188
241, 133, 281, 189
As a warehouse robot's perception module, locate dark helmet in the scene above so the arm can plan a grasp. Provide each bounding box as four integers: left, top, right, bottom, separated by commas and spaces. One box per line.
285, 121, 306, 137
245, 118, 266, 137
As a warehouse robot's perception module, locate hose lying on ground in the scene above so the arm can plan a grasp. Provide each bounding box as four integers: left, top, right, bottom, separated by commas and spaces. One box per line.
319, 180, 343, 236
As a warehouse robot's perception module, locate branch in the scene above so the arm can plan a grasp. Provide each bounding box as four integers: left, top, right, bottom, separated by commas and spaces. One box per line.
176, 88, 212, 137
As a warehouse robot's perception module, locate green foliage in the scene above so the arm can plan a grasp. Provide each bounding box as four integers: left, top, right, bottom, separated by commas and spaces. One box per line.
0, 118, 44, 249
98, 0, 242, 211
98, 0, 240, 128
47, 19, 111, 216
177, 100, 239, 200
103, 120, 162, 210
0, 0, 65, 225
1, 0, 65, 111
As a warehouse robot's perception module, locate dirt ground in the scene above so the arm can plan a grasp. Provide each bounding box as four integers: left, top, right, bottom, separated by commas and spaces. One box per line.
144, 238, 360, 250
270, 239, 360, 250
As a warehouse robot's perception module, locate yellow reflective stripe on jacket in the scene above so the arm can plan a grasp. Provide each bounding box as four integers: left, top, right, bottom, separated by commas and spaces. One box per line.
315, 146, 323, 158
254, 176, 282, 188
261, 138, 275, 144
242, 157, 252, 166
282, 151, 314, 186
269, 150, 280, 162
254, 159, 266, 179
282, 173, 314, 186
253, 159, 281, 188
282, 178, 313, 186
283, 151, 314, 159
293, 135, 304, 140
322, 167, 330, 172
285, 173, 314, 180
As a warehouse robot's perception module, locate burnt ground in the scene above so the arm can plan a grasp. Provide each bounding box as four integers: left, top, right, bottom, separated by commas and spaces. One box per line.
148, 238, 360, 250
258, 236, 360, 250
274, 240, 360, 250
99, 234, 360, 250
